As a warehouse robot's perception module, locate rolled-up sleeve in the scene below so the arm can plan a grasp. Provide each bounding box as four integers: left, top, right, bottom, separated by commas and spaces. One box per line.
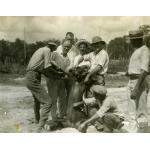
96, 51, 108, 67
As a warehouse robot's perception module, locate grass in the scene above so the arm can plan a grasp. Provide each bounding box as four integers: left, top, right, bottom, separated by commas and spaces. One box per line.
0, 73, 25, 86
106, 74, 129, 88
108, 59, 129, 74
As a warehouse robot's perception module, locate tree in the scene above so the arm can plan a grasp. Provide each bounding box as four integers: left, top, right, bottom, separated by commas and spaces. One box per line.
0, 39, 9, 64
108, 37, 129, 60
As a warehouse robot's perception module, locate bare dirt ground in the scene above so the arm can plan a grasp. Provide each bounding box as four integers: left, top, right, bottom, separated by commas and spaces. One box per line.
0, 73, 150, 133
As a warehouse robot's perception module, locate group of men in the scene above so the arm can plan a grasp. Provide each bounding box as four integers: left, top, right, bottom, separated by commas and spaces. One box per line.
25, 30, 150, 133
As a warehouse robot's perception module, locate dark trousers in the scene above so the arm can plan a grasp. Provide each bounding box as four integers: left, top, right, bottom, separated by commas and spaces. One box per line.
46, 78, 67, 119
102, 113, 123, 132
25, 71, 52, 129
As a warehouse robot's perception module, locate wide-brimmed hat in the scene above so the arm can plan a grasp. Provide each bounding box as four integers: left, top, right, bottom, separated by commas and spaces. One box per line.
48, 41, 57, 47
75, 39, 90, 48
129, 30, 144, 39
91, 36, 105, 45
143, 34, 150, 45
91, 85, 107, 96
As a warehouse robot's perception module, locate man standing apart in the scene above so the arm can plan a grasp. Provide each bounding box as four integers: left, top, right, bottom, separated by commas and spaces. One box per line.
128, 30, 150, 129
25, 42, 61, 132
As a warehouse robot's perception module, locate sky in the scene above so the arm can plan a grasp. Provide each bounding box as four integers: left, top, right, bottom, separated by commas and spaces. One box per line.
0, 16, 150, 43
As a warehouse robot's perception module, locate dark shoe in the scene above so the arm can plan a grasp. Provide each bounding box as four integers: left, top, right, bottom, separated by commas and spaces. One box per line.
45, 120, 65, 131
36, 127, 43, 133
27, 118, 39, 124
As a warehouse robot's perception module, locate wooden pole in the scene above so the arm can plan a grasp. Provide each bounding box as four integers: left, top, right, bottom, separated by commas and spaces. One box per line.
23, 22, 26, 64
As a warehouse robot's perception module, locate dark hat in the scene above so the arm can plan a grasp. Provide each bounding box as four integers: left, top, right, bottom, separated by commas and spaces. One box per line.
129, 30, 144, 39
91, 85, 107, 96
143, 34, 150, 45
91, 36, 105, 45
48, 42, 57, 47
75, 39, 90, 48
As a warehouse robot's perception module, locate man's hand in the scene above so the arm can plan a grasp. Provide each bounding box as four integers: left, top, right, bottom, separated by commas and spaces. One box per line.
77, 56, 84, 65
130, 88, 138, 99
78, 122, 87, 133
84, 75, 90, 84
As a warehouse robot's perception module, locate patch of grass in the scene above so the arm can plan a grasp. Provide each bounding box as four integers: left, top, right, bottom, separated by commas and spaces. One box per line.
106, 74, 129, 88
0, 73, 25, 86
108, 59, 129, 74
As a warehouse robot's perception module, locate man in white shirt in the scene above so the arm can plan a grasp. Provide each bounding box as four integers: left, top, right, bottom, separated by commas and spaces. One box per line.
46, 40, 72, 123
127, 30, 150, 129
56, 33, 79, 111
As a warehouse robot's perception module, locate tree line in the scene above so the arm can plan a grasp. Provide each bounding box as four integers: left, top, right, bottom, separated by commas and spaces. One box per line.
0, 25, 149, 67
0, 36, 143, 66
0, 38, 61, 65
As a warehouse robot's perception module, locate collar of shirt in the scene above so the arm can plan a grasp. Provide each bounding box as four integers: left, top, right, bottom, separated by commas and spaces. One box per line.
93, 49, 104, 56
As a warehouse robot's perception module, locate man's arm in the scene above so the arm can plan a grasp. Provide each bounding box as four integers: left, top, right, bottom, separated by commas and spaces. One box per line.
84, 51, 108, 83
131, 70, 148, 99
131, 47, 150, 99
42, 50, 66, 78
84, 65, 102, 83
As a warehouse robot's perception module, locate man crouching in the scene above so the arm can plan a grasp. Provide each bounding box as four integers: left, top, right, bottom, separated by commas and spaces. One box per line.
78, 85, 124, 133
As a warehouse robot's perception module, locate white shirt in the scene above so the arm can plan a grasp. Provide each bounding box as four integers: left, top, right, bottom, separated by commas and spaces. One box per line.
73, 54, 91, 68
96, 96, 124, 118
128, 45, 150, 74
56, 45, 79, 68
83, 49, 109, 75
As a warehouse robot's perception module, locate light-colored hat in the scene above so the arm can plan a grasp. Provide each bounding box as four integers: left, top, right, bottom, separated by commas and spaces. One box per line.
129, 30, 144, 39
76, 39, 90, 48
91, 85, 107, 96
91, 36, 105, 45
48, 41, 57, 47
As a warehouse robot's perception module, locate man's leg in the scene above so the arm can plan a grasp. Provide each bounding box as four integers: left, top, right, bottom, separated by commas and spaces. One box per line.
33, 95, 40, 123
136, 86, 148, 128
102, 113, 123, 132
59, 78, 73, 118
35, 83, 52, 131
25, 71, 52, 131
65, 78, 73, 104
127, 80, 137, 118
58, 80, 67, 118
37, 102, 52, 131
46, 78, 58, 120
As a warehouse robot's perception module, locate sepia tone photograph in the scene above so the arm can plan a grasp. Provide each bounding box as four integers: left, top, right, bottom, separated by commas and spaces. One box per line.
1, 16, 150, 133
